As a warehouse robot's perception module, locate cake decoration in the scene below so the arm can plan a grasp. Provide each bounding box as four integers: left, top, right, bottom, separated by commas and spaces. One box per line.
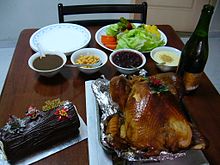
26, 106, 41, 119
42, 98, 65, 111
2, 115, 26, 134
54, 107, 70, 121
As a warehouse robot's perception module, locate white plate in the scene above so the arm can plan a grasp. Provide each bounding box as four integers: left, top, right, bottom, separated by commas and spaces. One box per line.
30, 23, 91, 55
95, 23, 167, 53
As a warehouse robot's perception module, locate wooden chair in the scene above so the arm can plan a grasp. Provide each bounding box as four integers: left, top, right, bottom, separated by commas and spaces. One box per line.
58, 2, 148, 26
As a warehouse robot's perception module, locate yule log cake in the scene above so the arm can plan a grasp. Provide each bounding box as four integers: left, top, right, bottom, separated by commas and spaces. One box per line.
0, 99, 80, 163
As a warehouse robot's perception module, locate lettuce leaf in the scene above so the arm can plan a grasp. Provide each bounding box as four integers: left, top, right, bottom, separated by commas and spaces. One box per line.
106, 17, 135, 37
116, 26, 165, 52
106, 24, 120, 36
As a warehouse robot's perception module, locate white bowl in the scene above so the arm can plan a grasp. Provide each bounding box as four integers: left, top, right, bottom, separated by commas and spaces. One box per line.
70, 48, 108, 74
28, 51, 67, 77
150, 46, 181, 72
109, 49, 146, 74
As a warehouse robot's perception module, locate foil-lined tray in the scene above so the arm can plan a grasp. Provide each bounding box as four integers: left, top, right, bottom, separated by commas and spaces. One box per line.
90, 75, 207, 163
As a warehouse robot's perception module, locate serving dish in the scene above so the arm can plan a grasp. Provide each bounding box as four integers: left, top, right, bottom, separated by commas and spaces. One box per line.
86, 80, 209, 164
150, 46, 181, 72
29, 23, 91, 55
89, 75, 207, 163
70, 48, 108, 74
109, 48, 146, 74
0, 108, 87, 164
95, 23, 167, 52
28, 51, 67, 77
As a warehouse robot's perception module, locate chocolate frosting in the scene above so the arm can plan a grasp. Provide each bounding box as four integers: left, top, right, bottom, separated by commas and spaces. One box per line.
0, 101, 80, 163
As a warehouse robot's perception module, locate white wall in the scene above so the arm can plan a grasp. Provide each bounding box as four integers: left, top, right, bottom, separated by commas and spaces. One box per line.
0, 0, 132, 46
211, 0, 220, 34
0, 0, 219, 47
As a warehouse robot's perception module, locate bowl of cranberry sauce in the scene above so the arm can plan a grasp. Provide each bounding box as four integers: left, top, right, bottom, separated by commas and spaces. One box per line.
109, 49, 146, 74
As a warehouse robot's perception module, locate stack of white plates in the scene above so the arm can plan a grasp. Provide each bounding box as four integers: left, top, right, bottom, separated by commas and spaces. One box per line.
30, 23, 91, 55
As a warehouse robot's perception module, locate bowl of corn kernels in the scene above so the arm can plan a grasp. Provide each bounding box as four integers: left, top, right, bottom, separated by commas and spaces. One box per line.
70, 48, 108, 74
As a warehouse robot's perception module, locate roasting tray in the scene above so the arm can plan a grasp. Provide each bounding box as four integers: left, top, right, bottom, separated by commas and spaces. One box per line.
86, 79, 209, 165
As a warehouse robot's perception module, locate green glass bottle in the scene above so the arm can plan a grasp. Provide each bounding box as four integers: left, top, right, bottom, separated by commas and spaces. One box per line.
176, 4, 214, 93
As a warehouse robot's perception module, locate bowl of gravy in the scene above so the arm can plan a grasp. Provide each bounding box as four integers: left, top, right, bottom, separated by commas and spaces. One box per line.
28, 51, 67, 77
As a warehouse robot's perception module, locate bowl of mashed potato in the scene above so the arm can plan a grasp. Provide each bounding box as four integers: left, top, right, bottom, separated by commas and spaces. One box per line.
150, 46, 181, 72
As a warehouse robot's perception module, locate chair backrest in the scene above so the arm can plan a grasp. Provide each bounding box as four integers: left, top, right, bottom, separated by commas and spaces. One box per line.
58, 2, 148, 26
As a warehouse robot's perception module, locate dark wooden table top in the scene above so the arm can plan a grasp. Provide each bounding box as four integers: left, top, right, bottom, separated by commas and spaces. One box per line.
0, 25, 219, 165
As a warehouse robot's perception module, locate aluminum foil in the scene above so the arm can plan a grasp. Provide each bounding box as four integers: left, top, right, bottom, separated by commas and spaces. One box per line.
91, 74, 206, 162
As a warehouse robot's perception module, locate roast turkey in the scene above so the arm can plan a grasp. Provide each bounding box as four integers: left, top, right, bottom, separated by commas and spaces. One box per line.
107, 73, 192, 156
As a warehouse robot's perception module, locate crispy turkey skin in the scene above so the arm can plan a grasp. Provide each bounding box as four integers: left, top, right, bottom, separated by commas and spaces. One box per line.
109, 73, 192, 156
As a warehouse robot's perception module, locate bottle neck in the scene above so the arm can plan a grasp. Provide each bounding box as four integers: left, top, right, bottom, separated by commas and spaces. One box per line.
193, 4, 214, 38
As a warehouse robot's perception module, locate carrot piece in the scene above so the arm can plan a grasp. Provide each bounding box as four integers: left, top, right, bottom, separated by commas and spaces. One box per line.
104, 44, 117, 50
101, 35, 117, 43
103, 41, 117, 45
101, 35, 117, 49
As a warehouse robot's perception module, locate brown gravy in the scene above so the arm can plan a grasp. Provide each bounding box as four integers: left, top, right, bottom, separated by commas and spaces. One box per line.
33, 54, 63, 70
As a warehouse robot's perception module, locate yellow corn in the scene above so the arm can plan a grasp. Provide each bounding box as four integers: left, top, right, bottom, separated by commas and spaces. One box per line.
76, 55, 100, 65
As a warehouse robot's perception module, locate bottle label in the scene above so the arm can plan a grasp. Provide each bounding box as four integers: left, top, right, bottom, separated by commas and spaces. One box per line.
183, 72, 202, 91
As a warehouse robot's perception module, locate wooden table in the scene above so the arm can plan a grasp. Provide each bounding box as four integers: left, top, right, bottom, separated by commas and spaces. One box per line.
0, 25, 220, 165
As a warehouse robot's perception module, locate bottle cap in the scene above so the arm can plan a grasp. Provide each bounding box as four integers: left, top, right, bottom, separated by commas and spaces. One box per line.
203, 4, 214, 14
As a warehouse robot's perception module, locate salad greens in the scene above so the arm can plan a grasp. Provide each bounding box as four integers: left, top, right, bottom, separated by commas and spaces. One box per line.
106, 17, 134, 36
105, 18, 165, 52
